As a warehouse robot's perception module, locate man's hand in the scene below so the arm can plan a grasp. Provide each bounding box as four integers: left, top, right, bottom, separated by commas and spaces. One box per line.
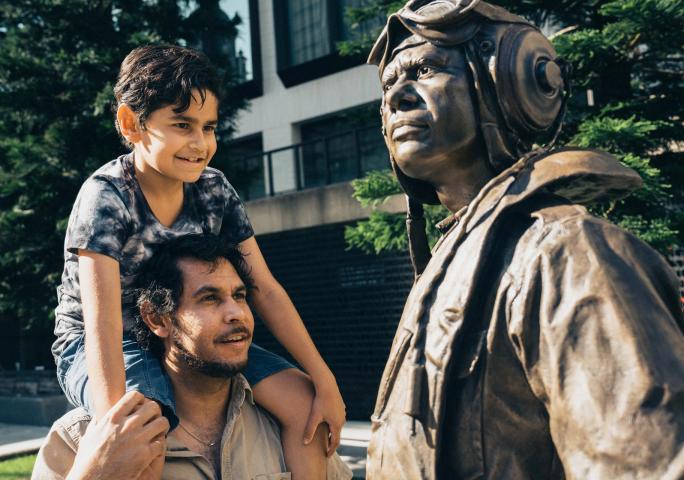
66, 391, 169, 480
303, 376, 346, 457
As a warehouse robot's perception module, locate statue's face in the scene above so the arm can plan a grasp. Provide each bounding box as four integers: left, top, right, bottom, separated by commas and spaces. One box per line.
381, 42, 480, 182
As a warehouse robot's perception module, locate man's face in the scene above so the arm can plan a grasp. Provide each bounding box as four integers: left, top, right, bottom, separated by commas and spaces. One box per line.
135, 89, 219, 184
381, 41, 480, 183
168, 257, 253, 377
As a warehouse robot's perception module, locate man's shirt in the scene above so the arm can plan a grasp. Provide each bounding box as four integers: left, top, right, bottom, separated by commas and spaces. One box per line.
32, 374, 352, 480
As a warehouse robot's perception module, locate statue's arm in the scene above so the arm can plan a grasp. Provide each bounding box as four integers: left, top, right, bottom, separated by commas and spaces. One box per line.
508, 214, 684, 479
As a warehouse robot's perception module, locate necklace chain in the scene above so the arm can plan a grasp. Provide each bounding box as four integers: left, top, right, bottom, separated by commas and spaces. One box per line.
178, 421, 218, 447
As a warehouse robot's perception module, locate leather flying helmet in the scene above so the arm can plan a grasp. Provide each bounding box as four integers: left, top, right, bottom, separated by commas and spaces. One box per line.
370, 0, 570, 204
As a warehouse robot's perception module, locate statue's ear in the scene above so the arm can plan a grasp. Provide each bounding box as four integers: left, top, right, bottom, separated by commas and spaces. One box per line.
140, 301, 172, 339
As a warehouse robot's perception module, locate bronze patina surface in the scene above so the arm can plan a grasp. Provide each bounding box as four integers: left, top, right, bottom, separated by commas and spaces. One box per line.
367, 1, 684, 478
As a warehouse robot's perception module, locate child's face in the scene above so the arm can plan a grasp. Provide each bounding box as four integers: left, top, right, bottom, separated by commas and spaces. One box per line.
134, 89, 219, 184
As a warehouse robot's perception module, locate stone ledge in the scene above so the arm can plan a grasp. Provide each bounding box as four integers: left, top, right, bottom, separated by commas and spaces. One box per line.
0, 395, 71, 426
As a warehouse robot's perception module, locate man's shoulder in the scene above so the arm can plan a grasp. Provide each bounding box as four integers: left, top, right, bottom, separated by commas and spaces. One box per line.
48, 407, 92, 448
31, 408, 91, 479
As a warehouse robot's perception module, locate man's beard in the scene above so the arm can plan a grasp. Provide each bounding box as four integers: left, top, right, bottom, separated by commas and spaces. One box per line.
171, 328, 249, 378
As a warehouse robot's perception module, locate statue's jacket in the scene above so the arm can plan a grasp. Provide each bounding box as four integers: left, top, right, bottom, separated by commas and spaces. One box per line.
366, 149, 684, 479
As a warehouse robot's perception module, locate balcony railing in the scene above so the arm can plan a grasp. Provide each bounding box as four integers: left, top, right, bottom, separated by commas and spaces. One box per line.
229, 125, 388, 201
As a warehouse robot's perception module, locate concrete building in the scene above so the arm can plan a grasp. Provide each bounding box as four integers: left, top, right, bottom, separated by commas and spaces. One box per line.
202, 0, 414, 421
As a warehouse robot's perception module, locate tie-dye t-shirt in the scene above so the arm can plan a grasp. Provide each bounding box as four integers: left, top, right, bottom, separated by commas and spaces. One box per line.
53, 153, 254, 358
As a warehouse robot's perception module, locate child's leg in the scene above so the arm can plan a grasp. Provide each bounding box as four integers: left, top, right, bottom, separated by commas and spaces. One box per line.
57, 333, 178, 429
245, 344, 328, 480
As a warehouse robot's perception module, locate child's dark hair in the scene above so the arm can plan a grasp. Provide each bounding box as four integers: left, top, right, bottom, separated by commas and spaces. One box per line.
113, 44, 222, 144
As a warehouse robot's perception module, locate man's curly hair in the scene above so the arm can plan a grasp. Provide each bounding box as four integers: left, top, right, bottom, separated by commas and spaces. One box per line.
132, 234, 256, 360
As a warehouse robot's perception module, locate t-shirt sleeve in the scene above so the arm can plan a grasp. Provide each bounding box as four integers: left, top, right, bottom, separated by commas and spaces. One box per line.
65, 178, 130, 262
219, 175, 254, 244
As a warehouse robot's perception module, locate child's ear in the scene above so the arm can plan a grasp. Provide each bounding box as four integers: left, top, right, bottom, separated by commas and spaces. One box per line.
140, 301, 172, 339
117, 104, 142, 143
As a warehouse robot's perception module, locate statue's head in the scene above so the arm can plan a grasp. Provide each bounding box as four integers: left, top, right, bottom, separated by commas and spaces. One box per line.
369, 0, 570, 204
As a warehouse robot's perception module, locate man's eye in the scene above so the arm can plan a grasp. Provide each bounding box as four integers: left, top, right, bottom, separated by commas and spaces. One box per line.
233, 292, 247, 301
175, 123, 190, 130
203, 125, 216, 133
202, 295, 218, 302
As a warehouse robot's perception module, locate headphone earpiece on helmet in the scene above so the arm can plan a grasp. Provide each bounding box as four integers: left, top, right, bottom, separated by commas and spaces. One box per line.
473, 23, 568, 144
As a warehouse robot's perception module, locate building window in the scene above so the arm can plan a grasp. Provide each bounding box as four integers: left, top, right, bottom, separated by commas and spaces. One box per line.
182, 0, 262, 98
213, 134, 265, 201
273, 0, 380, 87
299, 102, 387, 188
288, 0, 331, 65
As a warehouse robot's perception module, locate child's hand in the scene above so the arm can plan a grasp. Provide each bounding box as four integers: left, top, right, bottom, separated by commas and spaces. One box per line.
303, 377, 346, 457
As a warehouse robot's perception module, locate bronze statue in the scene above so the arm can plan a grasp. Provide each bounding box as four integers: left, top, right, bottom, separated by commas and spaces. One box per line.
366, 1, 684, 478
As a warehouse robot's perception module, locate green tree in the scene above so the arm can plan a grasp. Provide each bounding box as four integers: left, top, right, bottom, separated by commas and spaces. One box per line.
342, 0, 683, 256
0, 0, 246, 367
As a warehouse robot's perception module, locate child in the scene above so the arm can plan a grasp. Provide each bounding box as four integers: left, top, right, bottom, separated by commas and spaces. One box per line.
53, 45, 345, 478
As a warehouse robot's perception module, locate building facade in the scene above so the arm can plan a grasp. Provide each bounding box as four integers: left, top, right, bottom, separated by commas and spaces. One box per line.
200, 0, 413, 421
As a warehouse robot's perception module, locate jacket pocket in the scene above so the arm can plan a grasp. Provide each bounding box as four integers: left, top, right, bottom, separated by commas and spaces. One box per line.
253, 473, 291, 480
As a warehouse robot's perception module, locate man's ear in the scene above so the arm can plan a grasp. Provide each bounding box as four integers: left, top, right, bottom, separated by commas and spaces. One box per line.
117, 104, 143, 144
139, 301, 172, 339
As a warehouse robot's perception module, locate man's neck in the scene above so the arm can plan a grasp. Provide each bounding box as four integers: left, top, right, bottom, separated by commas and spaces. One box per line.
166, 360, 232, 430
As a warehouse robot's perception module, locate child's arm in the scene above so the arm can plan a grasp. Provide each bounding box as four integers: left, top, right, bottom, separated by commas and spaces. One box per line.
239, 237, 346, 451
78, 250, 126, 419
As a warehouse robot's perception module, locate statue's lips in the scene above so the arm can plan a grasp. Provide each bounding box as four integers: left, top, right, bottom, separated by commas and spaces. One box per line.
391, 120, 429, 141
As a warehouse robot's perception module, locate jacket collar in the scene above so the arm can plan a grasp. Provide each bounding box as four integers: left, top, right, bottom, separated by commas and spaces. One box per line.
438, 148, 642, 244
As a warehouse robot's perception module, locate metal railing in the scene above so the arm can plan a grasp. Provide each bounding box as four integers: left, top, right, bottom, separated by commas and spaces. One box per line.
231, 125, 388, 201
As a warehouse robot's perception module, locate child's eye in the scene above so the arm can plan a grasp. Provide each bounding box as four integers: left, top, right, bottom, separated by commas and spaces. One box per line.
203, 125, 216, 133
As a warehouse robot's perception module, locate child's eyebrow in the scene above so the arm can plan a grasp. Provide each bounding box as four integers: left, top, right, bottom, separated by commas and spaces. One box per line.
170, 114, 218, 125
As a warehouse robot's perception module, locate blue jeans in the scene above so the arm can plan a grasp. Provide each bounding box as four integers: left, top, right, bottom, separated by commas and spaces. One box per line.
56, 334, 294, 429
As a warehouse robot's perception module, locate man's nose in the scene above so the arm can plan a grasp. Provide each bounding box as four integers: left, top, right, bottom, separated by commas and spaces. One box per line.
222, 299, 248, 323
386, 78, 419, 112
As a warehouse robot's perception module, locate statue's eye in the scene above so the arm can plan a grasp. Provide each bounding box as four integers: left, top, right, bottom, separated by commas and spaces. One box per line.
417, 66, 433, 77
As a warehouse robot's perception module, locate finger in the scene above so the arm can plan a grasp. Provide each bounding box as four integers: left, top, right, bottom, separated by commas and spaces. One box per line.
123, 399, 162, 431
327, 424, 341, 457
148, 436, 166, 458
302, 411, 322, 445
109, 391, 146, 422
140, 415, 170, 442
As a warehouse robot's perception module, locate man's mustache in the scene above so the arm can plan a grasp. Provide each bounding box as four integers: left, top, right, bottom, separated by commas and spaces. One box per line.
214, 325, 252, 343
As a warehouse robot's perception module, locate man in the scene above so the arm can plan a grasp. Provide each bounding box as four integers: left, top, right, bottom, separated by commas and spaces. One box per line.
365, 1, 684, 478
33, 234, 351, 480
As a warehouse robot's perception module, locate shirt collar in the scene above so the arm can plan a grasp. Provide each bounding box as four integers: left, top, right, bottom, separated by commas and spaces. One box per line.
166, 373, 254, 456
